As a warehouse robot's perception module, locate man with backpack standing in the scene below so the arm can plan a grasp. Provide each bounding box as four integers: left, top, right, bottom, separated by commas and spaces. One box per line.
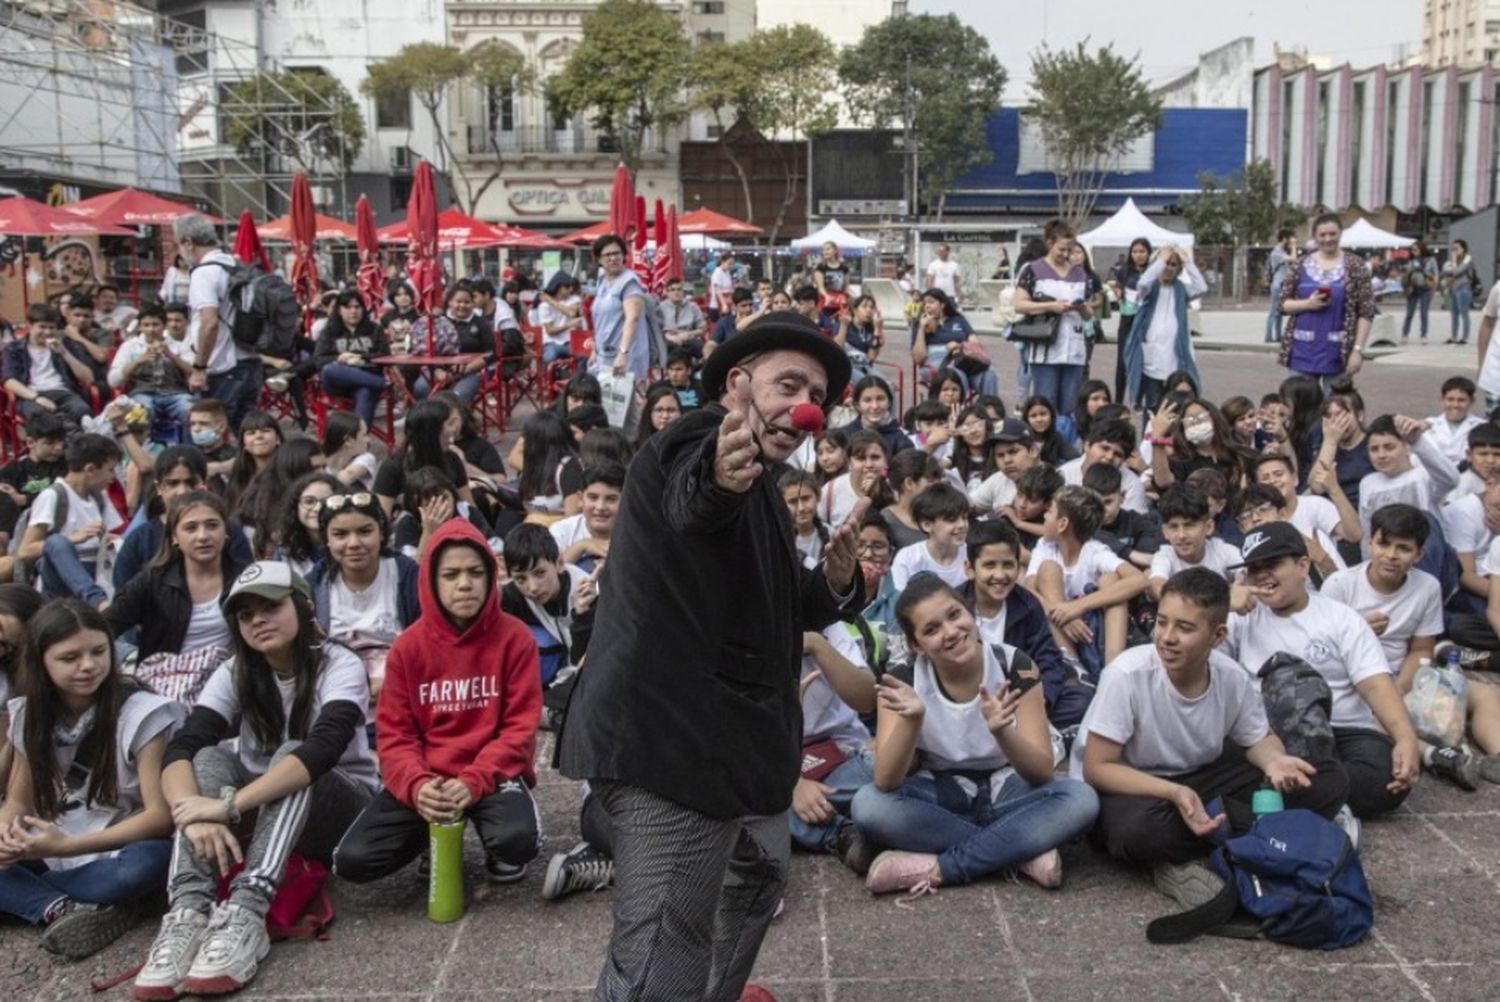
174, 213, 261, 430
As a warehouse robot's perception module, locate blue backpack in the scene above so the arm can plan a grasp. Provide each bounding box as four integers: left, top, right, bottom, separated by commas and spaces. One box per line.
1147, 804, 1374, 951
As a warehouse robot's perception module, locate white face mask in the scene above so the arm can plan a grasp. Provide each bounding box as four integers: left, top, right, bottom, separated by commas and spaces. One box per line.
1184, 422, 1215, 445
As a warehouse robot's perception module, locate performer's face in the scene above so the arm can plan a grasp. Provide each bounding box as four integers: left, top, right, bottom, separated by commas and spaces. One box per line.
728, 350, 828, 465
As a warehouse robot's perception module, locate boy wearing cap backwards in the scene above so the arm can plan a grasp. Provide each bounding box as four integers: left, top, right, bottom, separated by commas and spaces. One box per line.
1222, 522, 1422, 839
334, 519, 543, 885
559, 312, 865, 1002
1078, 568, 1347, 907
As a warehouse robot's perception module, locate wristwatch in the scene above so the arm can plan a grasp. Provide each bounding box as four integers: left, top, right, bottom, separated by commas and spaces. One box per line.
219, 786, 241, 824
1350, 345, 1365, 354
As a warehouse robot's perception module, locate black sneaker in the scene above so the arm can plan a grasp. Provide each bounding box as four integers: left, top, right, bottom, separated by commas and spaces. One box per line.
484, 853, 528, 884
41, 901, 139, 960
1479, 754, 1500, 785
1428, 745, 1480, 791
833, 820, 875, 876
1433, 641, 1491, 672
541, 841, 613, 900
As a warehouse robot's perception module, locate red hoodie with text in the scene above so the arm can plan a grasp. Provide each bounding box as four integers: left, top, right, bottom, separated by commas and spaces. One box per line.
377, 520, 541, 806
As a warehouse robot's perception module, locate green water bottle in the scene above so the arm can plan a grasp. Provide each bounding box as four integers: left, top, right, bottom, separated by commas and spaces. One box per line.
1251, 787, 1284, 818
428, 818, 467, 923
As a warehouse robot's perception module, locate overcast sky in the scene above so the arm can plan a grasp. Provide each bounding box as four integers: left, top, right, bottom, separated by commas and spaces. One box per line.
913, 1, 1424, 99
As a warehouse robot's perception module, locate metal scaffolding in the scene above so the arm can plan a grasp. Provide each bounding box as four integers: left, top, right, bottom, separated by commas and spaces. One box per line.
0, 0, 350, 218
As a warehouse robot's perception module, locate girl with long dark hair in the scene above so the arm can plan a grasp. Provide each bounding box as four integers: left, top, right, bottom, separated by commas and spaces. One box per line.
948, 405, 995, 493
636, 382, 683, 450
321, 410, 378, 490
374, 399, 471, 515
222, 412, 283, 516
312, 290, 391, 427
235, 437, 325, 559
1021, 394, 1077, 466
135, 563, 376, 999
1073, 379, 1113, 446
276, 471, 342, 578
840, 375, 915, 456
0, 600, 181, 959
518, 411, 584, 517
1147, 398, 1245, 490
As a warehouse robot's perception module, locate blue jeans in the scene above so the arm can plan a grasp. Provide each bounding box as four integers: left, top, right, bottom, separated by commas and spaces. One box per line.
413, 370, 482, 404
787, 746, 875, 853
0, 838, 171, 924
207, 358, 263, 431
852, 772, 1098, 886
40, 533, 106, 607
1402, 289, 1431, 337
1027, 362, 1085, 415
319, 363, 388, 425
542, 341, 571, 363
130, 392, 194, 426
1451, 284, 1474, 342
1265, 292, 1282, 343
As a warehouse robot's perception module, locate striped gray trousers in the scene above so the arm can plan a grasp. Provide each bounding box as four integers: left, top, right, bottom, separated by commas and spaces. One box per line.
168, 742, 371, 917
592, 781, 790, 1002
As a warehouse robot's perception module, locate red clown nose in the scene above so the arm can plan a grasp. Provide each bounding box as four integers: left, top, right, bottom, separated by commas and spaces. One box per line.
789, 403, 825, 436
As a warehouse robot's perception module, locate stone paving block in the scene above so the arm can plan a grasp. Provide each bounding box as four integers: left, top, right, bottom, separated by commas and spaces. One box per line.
833, 975, 1031, 1001
1365, 874, 1493, 966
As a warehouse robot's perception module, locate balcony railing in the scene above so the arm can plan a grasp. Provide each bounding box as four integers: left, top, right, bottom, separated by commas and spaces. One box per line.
463, 124, 663, 157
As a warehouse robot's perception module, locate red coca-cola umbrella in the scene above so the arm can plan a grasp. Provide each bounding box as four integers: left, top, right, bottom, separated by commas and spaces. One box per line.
377, 208, 510, 249
608, 163, 634, 260
231, 210, 270, 272
649, 198, 669, 295
633, 196, 648, 260
287, 173, 320, 316
559, 220, 611, 245
62, 188, 219, 227
0, 196, 133, 237
676, 207, 762, 236
664, 203, 684, 285
405, 160, 443, 353
260, 213, 357, 243
355, 195, 384, 315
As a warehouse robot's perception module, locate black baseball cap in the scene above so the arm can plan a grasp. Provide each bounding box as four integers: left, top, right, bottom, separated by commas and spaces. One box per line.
1231, 521, 1308, 569
987, 417, 1031, 445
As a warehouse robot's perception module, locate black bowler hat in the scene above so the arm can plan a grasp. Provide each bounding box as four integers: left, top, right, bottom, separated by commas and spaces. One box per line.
700, 311, 853, 410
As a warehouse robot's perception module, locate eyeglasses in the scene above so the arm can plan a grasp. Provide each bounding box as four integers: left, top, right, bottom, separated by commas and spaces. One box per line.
1236, 504, 1278, 525
323, 492, 376, 512
599, 250, 624, 260
298, 495, 327, 511
856, 540, 890, 556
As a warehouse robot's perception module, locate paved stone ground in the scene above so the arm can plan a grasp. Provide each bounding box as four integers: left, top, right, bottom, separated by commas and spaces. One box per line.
4, 331, 1495, 1000
4, 729, 1499, 1002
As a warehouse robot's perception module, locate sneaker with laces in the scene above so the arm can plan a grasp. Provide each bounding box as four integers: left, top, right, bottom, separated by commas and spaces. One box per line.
484, 853, 528, 884
41, 900, 139, 960
833, 820, 875, 876
739, 986, 779, 1002
264, 375, 290, 394
180, 903, 270, 996
1017, 849, 1063, 889
865, 850, 939, 896
541, 841, 613, 900
1433, 640, 1490, 672
1333, 805, 1362, 849
1480, 754, 1500, 785
1152, 860, 1225, 911
132, 908, 210, 1001
1428, 745, 1480, 791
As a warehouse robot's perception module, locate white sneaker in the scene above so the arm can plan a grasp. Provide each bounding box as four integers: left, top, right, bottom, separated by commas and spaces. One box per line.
180, 902, 270, 996
1333, 805, 1362, 849
265, 375, 290, 394
132, 908, 209, 1001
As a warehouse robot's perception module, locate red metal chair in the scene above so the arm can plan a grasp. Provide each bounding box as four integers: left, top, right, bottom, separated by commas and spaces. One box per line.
308, 372, 405, 447
475, 325, 542, 439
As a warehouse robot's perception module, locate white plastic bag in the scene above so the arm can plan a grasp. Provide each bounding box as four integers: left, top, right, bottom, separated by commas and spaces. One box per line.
1404, 660, 1468, 749
597, 370, 641, 435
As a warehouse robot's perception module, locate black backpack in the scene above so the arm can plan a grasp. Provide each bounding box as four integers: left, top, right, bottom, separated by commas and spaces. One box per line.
194, 259, 302, 360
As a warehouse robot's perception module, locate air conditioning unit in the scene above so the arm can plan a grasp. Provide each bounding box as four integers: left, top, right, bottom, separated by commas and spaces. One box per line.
389, 146, 414, 172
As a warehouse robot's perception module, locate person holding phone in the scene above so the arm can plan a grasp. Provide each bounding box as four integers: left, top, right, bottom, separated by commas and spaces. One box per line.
1276, 213, 1375, 391
558, 312, 863, 1001
850, 573, 1100, 896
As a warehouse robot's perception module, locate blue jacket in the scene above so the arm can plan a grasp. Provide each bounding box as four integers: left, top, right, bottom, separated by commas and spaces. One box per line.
1124, 272, 1200, 403
2, 336, 90, 399
307, 554, 422, 633
839, 416, 914, 457
958, 580, 1071, 718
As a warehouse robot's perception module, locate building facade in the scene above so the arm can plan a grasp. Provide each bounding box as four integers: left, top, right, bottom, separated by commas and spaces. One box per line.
1424, 0, 1500, 67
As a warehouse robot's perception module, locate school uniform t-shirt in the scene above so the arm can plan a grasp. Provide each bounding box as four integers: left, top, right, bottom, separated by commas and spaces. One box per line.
1285, 493, 1347, 571
1224, 594, 1392, 732
1059, 457, 1150, 514
969, 471, 1017, 513
1440, 492, 1493, 559
9, 690, 183, 869
1069, 645, 1267, 779
1027, 538, 1124, 600
891, 541, 968, 591
29, 479, 124, 560
1423, 415, 1484, 468
818, 473, 861, 528
1320, 564, 1444, 673
194, 644, 379, 790
1149, 537, 1241, 582
888, 642, 1033, 779
801, 622, 872, 747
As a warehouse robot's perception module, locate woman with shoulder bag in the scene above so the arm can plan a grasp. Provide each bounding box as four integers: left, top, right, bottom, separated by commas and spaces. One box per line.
1443, 239, 1479, 345
1012, 220, 1093, 414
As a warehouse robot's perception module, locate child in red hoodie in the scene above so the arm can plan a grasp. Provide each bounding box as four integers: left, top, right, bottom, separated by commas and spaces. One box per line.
333, 520, 543, 883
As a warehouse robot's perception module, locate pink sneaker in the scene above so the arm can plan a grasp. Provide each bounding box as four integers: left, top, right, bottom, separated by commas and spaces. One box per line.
739, 986, 778, 1002
865, 850, 939, 895
1017, 849, 1063, 889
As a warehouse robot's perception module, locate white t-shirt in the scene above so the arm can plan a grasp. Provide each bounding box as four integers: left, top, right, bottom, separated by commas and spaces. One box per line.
1224, 593, 1392, 732
795, 530, 823, 570
1423, 414, 1484, 468
10, 691, 182, 869
1148, 537, 1241, 582
1069, 645, 1267, 779
801, 622, 872, 747
328, 558, 403, 652
180, 597, 231, 653
818, 474, 861, 528
925, 258, 961, 297
194, 643, 378, 789
1059, 457, 1150, 514
1440, 492, 1493, 559
549, 513, 597, 555
890, 642, 1033, 780
27, 345, 65, 393
1285, 493, 1347, 571
186, 249, 240, 375
891, 541, 968, 591
1320, 564, 1444, 673
710, 266, 734, 303
538, 297, 580, 346
974, 603, 1009, 649
1027, 538, 1125, 600
1479, 281, 1500, 396
29, 479, 124, 560
969, 471, 1017, 513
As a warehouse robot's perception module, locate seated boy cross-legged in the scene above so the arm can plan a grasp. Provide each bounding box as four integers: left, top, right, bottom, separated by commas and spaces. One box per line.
1223, 521, 1422, 836
1078, 568, 1348, 908
333, 520, 543, 885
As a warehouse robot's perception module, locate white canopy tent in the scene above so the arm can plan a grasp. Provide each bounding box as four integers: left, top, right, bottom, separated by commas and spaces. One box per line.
1077, 197, 1195, 249
1340, 218, 1414, 249
646, 233, 728, 251
791, 219, 878, 253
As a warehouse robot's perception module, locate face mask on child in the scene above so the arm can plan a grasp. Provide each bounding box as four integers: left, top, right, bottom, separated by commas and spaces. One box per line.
860, 559, 887, 593
1184, 422, 1215, 445
191, 429, 220, 448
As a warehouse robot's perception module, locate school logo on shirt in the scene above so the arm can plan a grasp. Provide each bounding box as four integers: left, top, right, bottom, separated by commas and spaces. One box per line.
1305, 639, 1336, 666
